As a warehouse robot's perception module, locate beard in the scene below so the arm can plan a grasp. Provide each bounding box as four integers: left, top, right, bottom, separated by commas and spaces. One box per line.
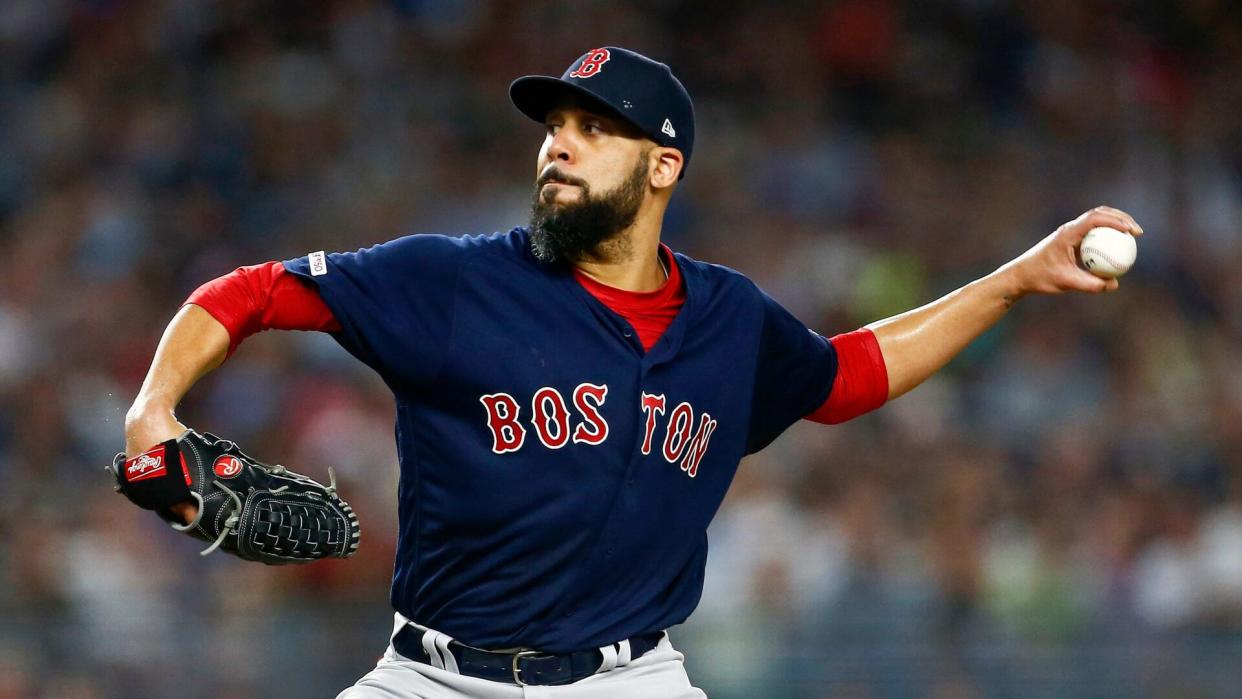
529, 154, 648, 265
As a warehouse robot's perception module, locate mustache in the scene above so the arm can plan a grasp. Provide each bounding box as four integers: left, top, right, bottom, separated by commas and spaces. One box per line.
537, 167, 589, 189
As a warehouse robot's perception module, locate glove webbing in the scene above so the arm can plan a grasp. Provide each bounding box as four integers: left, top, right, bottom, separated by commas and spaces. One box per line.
251, 502, 348, 558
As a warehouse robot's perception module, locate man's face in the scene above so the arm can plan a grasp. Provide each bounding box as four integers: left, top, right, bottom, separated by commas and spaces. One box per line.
529, 104, 652, 264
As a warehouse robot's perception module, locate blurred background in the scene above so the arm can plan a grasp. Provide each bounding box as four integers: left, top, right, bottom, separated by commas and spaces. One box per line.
2, 1, 1241, 697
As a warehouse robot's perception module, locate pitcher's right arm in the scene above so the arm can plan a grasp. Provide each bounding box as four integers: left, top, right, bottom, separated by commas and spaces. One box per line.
123, 262, 340, 522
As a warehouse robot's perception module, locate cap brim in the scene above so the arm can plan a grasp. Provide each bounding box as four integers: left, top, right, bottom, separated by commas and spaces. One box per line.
510, 76, 637, 132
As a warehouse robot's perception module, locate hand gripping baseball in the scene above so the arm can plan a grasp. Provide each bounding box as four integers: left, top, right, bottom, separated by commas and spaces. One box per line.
109, 429, 361, 564
1000, 206, 1143, 297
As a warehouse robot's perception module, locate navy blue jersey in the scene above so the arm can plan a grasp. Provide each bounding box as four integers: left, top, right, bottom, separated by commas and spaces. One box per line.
283, 228, 837, 652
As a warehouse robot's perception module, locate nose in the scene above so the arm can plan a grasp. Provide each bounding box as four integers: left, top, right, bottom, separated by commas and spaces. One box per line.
544, 128, 574, 165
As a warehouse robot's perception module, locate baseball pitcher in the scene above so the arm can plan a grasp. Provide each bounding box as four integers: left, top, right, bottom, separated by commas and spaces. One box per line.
116, 47, 1142, 697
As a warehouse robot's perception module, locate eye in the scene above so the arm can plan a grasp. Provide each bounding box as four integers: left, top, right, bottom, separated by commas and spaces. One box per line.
584, 121, 606, 135
546, 123, 562, 136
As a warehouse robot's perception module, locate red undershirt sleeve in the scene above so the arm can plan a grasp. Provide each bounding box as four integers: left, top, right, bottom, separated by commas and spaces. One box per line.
183, 261, 341, 359
805, 328, 889, 424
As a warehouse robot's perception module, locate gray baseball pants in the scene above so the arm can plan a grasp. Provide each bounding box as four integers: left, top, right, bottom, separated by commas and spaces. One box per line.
337, 615, 707, 698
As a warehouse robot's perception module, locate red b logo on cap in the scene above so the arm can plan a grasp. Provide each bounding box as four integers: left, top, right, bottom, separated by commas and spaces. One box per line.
213, 455, 243, 479
569, 48, 610, 79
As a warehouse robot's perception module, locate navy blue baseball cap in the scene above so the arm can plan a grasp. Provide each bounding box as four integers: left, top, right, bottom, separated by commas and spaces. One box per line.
510, 47, 695, 179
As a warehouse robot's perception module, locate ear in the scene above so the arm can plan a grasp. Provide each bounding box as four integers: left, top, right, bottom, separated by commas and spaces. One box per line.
649, 147, 684, 189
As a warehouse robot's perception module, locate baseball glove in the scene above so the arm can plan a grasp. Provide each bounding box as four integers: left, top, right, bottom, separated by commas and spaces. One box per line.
109, 429, 360, 565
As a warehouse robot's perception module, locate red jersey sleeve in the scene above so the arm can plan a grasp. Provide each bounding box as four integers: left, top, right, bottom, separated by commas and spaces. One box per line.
805, 328, 889, 424
183, 261, 341, 359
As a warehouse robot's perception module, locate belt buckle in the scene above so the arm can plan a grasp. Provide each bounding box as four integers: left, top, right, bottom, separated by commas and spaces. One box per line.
511, 649, 541, 686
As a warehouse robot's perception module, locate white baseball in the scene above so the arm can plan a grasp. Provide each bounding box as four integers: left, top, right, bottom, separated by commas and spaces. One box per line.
1079, 226, 1137, 279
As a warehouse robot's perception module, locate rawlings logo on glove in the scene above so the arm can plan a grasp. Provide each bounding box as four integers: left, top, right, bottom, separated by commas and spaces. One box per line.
110, 430, 361, 565
213, 455, 243, 478
127, 452, 165, 480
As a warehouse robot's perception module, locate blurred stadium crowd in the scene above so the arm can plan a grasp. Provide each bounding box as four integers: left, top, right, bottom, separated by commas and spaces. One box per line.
2, 1, 1241, 697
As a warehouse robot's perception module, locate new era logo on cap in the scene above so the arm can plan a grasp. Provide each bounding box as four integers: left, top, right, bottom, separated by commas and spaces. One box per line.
509, 46, 696, 178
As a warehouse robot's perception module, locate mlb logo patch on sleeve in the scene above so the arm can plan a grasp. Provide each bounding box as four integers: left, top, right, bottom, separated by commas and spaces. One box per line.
309, 250, 328, 276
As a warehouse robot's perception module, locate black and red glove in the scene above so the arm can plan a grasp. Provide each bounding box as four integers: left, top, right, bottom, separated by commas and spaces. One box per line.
109, 429, 360, 565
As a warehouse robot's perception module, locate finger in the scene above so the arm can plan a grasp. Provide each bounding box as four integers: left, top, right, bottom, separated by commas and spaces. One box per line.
1066, 210, 1138, 242
1068, 268, 1112, 294
1091, 205, 1141, 233
1102, 278, 1120, 293
1090, 205, 1143, 235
